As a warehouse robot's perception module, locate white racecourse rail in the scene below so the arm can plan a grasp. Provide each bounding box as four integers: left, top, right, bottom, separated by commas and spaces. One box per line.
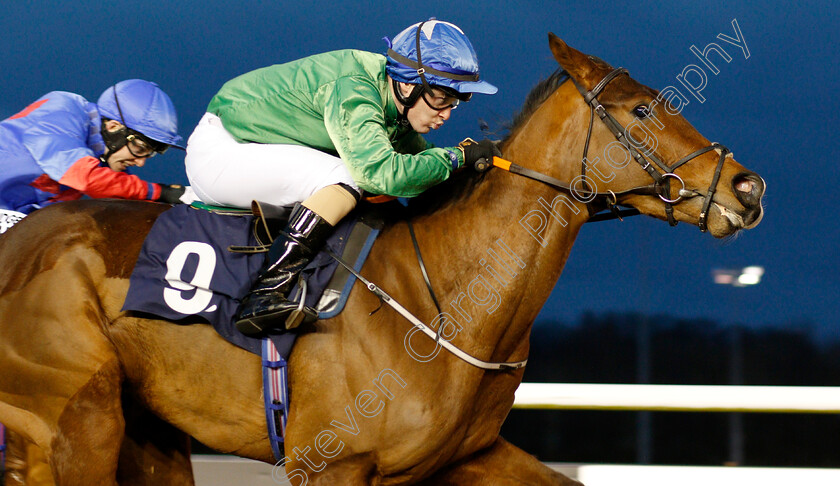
510, 383, 840, 486
512, 383, 840, 412
571, 464, 840, 486
191, 459, 840, 486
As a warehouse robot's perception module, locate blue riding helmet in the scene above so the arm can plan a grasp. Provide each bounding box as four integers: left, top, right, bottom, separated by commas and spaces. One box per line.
97, 79, 184, 149
385, 20, 497, 96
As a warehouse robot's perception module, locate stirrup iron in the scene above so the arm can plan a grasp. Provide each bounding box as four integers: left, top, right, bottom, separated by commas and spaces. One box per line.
285, 275, 317, 330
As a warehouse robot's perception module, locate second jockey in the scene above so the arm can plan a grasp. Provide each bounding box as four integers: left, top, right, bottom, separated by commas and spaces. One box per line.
0, 79, 188, 215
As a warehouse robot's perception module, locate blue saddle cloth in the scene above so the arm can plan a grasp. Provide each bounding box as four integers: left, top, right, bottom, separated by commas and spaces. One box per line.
122, 204, 380, 357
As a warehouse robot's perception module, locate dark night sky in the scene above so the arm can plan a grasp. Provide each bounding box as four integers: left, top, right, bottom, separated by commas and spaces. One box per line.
2, 1, 837, 341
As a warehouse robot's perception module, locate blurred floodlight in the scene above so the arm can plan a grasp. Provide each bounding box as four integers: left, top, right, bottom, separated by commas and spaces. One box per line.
712, 266, 764, 287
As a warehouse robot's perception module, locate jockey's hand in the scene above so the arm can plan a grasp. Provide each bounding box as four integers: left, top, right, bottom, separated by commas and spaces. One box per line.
459, 138, 501, 172
178, 186, 199, 204
157, 184, 187, 204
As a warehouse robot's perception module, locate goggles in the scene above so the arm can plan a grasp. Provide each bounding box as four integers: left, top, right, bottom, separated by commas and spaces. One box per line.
421, 85, 472, 111
125, 131, 168, 158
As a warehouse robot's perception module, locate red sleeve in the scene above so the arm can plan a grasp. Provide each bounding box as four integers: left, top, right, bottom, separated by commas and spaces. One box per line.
58, 156, 162, 200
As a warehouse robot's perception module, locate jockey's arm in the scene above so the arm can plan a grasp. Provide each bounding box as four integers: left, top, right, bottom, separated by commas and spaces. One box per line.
20, 98, 164, 201
58, 156, 162, 200
323, 76, 464, 198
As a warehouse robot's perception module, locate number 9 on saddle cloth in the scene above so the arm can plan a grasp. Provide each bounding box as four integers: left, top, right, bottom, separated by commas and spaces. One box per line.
122, 202, 382, 355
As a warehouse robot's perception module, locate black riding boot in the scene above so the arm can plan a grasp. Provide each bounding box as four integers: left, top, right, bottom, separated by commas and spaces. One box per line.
235, 204, 333, 336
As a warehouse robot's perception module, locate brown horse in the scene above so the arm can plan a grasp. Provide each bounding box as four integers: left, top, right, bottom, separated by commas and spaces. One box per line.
0, 35, 764, 485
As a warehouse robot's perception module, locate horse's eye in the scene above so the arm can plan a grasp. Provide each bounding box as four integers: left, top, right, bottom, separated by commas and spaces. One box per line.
633, 104, 650, 118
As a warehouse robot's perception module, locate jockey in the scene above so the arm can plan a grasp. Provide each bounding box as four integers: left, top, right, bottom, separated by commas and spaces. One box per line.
0, 79, 189, 216
184, 19, 501, 336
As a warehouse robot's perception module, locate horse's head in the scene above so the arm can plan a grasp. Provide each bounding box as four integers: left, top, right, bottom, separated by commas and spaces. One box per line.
540, 33, 765, 237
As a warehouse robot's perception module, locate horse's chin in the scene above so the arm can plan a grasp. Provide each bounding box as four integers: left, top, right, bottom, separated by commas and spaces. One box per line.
634, 201, 743, 238
708, 220, 741, 239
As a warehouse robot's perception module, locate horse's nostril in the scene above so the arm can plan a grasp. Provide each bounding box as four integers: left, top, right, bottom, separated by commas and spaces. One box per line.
732, 172, 765, 210
735, 178, 754, 194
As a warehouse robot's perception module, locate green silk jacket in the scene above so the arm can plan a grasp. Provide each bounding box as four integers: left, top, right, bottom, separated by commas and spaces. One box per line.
207, 49, 464, 197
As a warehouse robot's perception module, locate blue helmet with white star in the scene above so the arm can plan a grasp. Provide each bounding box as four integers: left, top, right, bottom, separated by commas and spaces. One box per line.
385, 20, 497, 97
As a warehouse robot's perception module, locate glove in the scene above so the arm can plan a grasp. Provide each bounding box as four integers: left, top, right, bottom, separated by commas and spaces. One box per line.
157, 184, 187, 204
178, 186, 199, 205
458, 138, 501, 172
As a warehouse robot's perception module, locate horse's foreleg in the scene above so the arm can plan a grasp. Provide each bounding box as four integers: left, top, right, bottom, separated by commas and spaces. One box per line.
47, 358, 125, 486
4, 429, 54, 486
116, 400, 194, 486
418, 436, 582, 486
2, 405, 195, 486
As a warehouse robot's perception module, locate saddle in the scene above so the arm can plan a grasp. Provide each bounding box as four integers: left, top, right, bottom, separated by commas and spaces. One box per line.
121, 201, 384, 357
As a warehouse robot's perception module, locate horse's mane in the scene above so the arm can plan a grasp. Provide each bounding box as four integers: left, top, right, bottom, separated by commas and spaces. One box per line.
398, 69, 571, 221
505, 69, 569, 143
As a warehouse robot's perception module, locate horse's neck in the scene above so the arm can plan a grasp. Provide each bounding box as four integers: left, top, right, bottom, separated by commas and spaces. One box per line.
416, 84, 590, 361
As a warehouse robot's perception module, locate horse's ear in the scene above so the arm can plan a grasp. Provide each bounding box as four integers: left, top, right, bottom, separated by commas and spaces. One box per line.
548, 33, 600, 89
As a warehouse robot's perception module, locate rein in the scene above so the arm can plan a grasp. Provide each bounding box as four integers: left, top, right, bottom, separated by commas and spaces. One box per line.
324, 244, 527, 371
491, 68, 730, 232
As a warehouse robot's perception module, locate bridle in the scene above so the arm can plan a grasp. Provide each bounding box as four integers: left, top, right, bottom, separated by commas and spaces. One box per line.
325, 67, 733, 372
496, 67, 730, 232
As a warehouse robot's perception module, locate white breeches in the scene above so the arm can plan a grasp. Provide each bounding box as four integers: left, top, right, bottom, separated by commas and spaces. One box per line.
184, 113, 358, 209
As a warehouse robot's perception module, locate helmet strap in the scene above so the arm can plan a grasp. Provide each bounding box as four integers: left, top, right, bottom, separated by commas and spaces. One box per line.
412, 21, 441, 97
101, 85, 132, 163
100, 119, 128, 163
392, 78, 424, 126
